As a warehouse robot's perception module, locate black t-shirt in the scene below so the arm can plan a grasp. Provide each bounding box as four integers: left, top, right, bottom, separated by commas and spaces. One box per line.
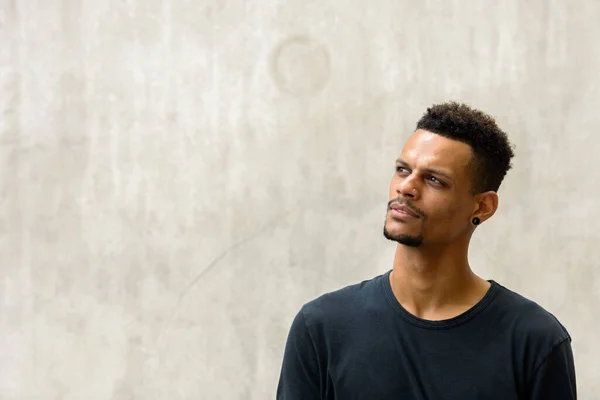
276, 270, 576, 399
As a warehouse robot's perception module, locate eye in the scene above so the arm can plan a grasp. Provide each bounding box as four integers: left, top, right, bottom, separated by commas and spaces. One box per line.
428, 176, 443, 185
396, 166, 409, 174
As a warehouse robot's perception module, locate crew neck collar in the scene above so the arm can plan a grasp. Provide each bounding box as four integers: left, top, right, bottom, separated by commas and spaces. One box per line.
381, 269, 499, 330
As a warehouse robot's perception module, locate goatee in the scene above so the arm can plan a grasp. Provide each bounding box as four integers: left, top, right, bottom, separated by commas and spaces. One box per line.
383, 218, 424, 247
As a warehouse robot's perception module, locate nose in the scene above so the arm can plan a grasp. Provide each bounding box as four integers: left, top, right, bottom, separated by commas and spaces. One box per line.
396, 176, 419, 200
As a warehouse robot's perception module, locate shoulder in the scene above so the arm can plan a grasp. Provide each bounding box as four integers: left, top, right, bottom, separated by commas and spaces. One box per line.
492, 282, 572, 374
300, 271, 388, 329
493, 282, 570, 342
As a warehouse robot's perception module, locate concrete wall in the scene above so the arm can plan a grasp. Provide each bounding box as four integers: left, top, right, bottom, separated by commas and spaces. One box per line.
1, 1, 598, 398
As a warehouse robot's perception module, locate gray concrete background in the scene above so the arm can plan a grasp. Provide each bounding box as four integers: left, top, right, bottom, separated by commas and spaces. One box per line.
1, 1, 599, 399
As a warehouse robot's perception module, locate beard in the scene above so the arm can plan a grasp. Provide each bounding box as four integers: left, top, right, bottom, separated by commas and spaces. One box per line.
383, 198, 425, 247
383, 220, 424, 247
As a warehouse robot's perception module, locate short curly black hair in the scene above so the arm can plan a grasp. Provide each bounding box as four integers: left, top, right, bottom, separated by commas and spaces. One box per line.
415, 102, 515, 194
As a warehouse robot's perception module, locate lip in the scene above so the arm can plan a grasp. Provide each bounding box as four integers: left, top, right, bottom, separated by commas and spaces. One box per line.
390, 203, 419, 218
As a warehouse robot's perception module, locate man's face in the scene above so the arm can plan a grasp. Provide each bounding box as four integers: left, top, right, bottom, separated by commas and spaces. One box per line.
383, 129, 477, 247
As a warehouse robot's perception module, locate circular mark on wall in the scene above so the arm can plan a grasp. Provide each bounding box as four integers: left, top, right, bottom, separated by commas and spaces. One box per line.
271, 36, 331, 97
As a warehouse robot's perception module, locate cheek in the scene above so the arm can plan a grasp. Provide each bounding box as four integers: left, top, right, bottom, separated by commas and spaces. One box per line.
428, 197, 467, 223
446, 202, 472, 226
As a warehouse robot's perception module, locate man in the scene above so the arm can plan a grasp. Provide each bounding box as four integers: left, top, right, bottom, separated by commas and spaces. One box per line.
276, 102, 576, 399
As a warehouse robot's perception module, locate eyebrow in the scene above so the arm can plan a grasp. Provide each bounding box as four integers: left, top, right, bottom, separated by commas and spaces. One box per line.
395, 159, 454, 182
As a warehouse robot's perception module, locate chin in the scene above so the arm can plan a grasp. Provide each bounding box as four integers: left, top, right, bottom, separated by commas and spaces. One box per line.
383, 221, 424, 247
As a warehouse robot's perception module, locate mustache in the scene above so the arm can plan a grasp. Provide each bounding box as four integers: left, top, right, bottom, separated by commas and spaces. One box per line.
387, 197, 425, 218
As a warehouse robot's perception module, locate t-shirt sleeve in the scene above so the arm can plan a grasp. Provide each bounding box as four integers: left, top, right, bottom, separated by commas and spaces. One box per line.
276, 306, 322, 400
527, 338, 577, 399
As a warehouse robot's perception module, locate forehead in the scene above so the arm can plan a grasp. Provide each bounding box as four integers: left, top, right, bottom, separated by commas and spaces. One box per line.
400, 129, 473, 174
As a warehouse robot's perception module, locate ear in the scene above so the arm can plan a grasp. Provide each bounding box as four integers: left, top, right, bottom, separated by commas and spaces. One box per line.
472, 191, 498, 224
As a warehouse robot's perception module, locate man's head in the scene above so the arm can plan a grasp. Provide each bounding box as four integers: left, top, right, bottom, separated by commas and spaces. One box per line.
383, 102, 515, 247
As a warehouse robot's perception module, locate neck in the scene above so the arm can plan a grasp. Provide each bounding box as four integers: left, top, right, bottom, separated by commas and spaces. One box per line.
389, 241, 490, 320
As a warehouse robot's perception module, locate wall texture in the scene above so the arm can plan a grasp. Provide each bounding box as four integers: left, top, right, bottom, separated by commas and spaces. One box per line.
1, 0, 599, 399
